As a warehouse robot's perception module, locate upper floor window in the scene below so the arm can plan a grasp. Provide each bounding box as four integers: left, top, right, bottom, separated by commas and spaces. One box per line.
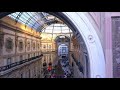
5, 37, 13, 52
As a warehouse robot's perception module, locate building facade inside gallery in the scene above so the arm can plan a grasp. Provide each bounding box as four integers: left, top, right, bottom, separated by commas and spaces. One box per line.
0, 12, 120, 78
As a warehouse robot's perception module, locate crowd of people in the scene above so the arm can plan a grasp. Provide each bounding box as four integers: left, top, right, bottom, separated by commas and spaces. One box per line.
42, 56, 73, 78
60, 57, 73, 78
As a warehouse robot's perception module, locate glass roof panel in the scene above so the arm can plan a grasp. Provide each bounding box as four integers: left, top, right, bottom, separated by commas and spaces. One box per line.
43, 23, 73, 34
45, 29, 53, 33
54, 27, 61, 30
62, 29, 69, 32
46, 26, 53, 30
8, 12, 59, 31
62, 26, 69, 30
8, 12, 66, 34
53, 30, 61, 33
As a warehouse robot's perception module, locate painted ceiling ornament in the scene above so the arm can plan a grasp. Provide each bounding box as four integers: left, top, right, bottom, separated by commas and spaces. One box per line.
88, 35, 95, 43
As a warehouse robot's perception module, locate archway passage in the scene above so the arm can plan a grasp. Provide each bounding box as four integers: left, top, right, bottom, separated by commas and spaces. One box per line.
0, 12, 105, 78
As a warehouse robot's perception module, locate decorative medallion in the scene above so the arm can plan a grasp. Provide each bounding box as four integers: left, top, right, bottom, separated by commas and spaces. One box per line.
88, 35, 95, 43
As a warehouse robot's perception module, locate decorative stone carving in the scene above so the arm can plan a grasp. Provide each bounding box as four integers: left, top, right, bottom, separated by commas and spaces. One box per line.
5, 37, 13, 53
88, 35, 94, 43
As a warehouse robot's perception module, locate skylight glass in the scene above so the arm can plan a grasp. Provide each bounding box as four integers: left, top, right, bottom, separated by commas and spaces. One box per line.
8, 12, 60, 32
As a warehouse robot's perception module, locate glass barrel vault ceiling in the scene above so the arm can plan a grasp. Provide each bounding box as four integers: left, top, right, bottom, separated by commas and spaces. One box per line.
8, 12, 73, 39
42, 24, 72, 34
8, 12, 63, 32
41, 24, 73, 41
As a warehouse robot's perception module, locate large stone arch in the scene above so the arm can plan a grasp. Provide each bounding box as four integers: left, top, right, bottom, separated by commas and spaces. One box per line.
0, 12, 106, 78
50, 12, 106, 78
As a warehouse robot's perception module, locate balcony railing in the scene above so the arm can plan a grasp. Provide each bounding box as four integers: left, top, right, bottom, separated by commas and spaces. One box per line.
0, 54, 43, 72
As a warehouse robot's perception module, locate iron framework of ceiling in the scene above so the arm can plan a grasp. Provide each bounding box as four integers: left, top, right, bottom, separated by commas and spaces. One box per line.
8, 12, 63, 32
